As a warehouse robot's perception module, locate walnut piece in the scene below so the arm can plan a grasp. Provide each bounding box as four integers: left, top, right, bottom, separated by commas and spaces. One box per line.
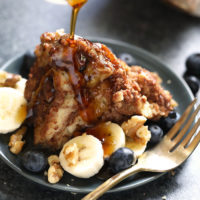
48, 163, 64, 184
0, 71, 21, 88
63, 143, 79, 166
136, 126, 151, 145
121, 115, 151, 157
47, 155, 63, 184
121, 115, 147, 138
48, 155, 60, 166
112, 90, 124, 103
8, 126, 27, 154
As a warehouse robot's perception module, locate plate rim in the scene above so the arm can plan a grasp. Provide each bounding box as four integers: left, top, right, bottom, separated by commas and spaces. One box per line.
0, 38, 194, 193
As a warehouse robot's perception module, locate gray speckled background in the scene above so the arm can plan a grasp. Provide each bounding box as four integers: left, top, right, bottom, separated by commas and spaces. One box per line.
0, 0, 200, 199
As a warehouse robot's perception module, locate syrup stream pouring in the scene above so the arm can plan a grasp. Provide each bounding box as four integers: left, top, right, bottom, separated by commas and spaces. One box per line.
66, 0, 88, 39
45, 0, 88, 39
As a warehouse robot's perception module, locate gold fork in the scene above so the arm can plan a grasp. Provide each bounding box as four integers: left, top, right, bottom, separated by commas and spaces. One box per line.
82, 99, 200, 200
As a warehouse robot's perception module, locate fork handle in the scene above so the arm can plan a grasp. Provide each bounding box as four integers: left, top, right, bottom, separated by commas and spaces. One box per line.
82, 164, 142, 200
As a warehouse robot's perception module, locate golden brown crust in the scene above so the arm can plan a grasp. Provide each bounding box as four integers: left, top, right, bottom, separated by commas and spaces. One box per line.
25, 30, 177, 150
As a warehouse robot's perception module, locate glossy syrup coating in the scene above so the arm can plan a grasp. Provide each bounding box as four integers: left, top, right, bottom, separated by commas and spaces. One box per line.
24, 31, 177, 150
67, 0, 88, 39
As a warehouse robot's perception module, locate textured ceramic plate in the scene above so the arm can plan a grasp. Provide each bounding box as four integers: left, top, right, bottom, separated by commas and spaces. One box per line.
0, 38, 194, 193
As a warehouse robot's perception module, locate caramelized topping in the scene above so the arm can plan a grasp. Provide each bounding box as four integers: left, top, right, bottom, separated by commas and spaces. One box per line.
86, 123, 116, 157
28, 68, 54, 109
70, 123, 118, 157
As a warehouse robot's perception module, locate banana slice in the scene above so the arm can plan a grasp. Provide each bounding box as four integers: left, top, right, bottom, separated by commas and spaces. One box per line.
86, 122, 126, 158
122, 116, 151, 157
0, 87, 27, 134
126, 130, 149, 158
59, 134, 104, 178
0, 70, 27, 94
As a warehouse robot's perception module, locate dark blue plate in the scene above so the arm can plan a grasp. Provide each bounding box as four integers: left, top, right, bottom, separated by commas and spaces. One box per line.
0, 38, 193, 193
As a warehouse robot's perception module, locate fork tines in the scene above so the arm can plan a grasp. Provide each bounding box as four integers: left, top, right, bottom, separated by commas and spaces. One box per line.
166, 99, 200, 152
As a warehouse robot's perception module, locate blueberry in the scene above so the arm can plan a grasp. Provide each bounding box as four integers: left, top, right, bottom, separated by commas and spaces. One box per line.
21, 150, 47, 173
108, 147, 134, 174
20, 51, 36, 78
186, 53, 200, 76
118, 53, 137, 65
148, 124, 163, 144
183, 69, 194, 77
184, 75, 199, 96
160, 111, 180, 132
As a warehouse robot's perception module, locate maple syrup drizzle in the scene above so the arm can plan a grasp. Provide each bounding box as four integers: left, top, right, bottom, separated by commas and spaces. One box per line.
72, 123, 116, 158
28, 68, 57, 110
66, 0, 88, 39
30, 0, 100, 124
64, 0, 92, 121
69, 6, 80, 39
86, 123, 116, 157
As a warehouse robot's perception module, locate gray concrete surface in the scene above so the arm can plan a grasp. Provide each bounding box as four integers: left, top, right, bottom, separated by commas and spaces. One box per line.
0, 0, 200, 199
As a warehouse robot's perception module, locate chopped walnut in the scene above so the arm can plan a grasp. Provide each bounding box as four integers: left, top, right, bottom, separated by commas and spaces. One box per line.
112, 90, 124, 103
136, 126, 151, 145
47, 155, 63, 184
8, 126, 27, 154
121, 115, 147, 138
122, 115, 151, 157
121, 115, 151, 146
63, 143, 79, 166
48, 163, 64, 184
48, 155, 60, 166
54, 29, 65, 39
0, 71, 21, 88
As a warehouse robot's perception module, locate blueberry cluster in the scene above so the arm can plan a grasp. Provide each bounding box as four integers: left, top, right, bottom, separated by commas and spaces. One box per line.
147, 110, 180, 144
184, 54, 200, 96
102, 110, 180, 175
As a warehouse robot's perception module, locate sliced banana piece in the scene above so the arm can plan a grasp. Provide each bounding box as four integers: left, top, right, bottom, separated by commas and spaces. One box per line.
125, 128, 150, 158
0, 70, 27, 94
59, 134, 104, 178
86, 122, 126, 158
122, 116, 151, 157
0, 87, 27, 134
